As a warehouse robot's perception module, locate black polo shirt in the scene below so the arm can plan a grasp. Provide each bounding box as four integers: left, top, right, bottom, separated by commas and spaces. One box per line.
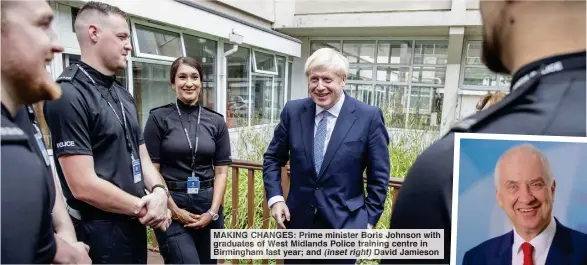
13, 105, 56, 209
1, 104, 57, 264
381, 51, 586, 264
143, 99, 232, 186
43, 61, 146, 215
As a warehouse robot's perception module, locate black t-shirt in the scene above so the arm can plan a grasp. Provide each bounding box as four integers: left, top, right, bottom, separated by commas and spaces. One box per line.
382, 51, 586, 264
143, 99, 232, 184
43, 61, 146, 214
1, 104, 57, 264
13, 105, 56, 209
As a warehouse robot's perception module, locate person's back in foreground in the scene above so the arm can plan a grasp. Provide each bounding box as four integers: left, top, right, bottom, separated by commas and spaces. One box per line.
382, 1, 586, 264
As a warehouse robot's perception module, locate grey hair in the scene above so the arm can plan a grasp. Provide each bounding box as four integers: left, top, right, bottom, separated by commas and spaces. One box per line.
304, 48, 349, 79
494, 143, 554, 192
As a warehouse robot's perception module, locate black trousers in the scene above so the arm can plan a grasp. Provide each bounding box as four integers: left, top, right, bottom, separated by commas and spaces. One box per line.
155, 187, 224, 264
284, 210, 356, 265
73, 217, 147, 264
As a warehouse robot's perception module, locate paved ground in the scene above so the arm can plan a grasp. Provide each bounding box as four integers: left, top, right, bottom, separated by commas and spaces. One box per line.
147, 249, 164, 264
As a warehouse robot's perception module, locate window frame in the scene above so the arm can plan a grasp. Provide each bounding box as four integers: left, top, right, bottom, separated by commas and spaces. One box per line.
459, 38, 510, 91
130, 20, 185, 62
310, 37, 448, 130
252, 49, 279, 75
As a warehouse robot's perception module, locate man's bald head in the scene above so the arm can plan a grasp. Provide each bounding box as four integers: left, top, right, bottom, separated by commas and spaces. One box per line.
74, 1, 131, 74
494, 144, 554, 192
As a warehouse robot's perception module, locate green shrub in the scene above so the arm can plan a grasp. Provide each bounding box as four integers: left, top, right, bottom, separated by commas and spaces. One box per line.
149, 110, 440, 264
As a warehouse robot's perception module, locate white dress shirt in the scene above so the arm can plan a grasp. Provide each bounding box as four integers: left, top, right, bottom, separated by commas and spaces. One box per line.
512, 216, 557, 265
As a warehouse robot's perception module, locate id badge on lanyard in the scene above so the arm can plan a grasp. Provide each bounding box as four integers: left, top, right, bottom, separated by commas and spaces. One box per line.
132, 154, 142, 183
33, 124, 51, 167
187, 172, 199, 194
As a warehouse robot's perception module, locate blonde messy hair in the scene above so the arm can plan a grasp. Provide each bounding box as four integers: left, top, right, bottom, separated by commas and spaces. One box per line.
304, 48, 349, 79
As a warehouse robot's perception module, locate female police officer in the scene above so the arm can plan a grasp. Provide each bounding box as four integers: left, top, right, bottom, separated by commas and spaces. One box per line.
143, 56, 231, 264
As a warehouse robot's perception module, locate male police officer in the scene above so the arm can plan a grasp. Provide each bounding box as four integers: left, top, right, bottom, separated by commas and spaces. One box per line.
382, 1, 586, 264
43, 1, 171, 264
1, 0, 91, 263
14, 105, 79, 243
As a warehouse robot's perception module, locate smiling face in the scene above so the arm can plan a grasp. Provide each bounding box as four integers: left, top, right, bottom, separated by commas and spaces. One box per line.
1, 0, 64, 102
172, 63, 202, 105
495, 145, 555, 240
308, 67, 346, 110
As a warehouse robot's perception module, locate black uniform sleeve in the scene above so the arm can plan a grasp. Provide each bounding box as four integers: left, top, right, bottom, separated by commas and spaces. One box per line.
43, 83, 92, 157
214, 118, 232, 166
381, 138, 453, 264
143, 113, 162, 163
1, 145, 57, 264
34, 169, 58, 264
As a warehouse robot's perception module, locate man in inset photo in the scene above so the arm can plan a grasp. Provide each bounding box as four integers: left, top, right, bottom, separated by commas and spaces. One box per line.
463, 144, 587, 265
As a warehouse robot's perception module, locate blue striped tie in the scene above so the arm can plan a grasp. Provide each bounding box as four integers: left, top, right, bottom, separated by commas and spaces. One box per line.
314, 111, 329, 175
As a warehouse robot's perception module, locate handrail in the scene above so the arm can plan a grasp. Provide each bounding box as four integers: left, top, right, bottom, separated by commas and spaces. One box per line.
148, 159, 404, 265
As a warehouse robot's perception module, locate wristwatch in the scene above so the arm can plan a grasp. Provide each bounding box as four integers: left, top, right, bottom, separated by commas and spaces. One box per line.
151, 184, 170, 198
207, 210, 219, 221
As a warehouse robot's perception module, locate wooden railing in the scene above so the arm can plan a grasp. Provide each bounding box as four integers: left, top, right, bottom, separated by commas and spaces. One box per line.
226, 159, 404, 265
149, 160, 404, 264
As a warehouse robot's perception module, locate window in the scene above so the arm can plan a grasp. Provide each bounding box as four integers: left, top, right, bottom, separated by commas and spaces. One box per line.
253, 50, 278, 75
226, 46, 250, 129
460, 40, 511, 90
311, 39, 447, 131
184, 34, 217, 110
133, 23, 182, 60
132, 61, 173, 128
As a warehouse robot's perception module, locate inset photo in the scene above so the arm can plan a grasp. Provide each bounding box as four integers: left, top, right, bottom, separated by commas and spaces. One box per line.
451, 133, 587, 265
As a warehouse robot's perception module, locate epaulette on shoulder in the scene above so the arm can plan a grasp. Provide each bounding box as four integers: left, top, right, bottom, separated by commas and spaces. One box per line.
149, 103, 174, 114
55, 64, 80, 84
202, 106, 224, 118
0, 116, 28, 143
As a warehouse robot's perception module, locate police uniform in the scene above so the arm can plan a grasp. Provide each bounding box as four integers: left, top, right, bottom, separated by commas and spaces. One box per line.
381, 51, 586, 264
1, 104, 57, 264
143, 99, 232, 264
43, 61, 147, 264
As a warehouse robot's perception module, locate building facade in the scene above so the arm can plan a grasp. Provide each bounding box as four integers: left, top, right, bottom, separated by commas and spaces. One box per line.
40, 0, 508, 157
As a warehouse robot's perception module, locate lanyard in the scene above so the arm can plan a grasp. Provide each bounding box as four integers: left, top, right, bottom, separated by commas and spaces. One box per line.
77, 65, 135, 158
175, 101, 201, 176
511, 55, 586, 92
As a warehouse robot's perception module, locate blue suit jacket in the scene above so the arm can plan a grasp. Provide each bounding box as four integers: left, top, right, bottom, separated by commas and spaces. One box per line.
263, 94, 390, 229
462, 218, 587, 265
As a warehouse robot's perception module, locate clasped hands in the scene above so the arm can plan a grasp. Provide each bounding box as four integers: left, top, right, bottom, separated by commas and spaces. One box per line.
171, 207, 213, 229
134, 188, 172, 231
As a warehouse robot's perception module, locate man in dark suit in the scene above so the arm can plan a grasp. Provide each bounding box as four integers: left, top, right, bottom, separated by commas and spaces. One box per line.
263, 47, 391, 264
463, 144, 587, 265
382, 1, 585, 264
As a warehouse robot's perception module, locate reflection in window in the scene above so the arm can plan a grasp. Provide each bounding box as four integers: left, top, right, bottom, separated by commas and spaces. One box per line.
377, 41, 412, 64
226, 46, 250, 128
273, 56, 286, 121
376, 66, 410, 82
254, 51, 277, 74
413, 40, 448, 65
411, 67, 446, 85
310, 40, 341, 53
461, 40, 511, 91
183, 34, 217, 110
132, 62, 173, 128
135, 24, 182, 58
251, 75, 273, 126
310, 39, 448, 131
342, 41, 375, 64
